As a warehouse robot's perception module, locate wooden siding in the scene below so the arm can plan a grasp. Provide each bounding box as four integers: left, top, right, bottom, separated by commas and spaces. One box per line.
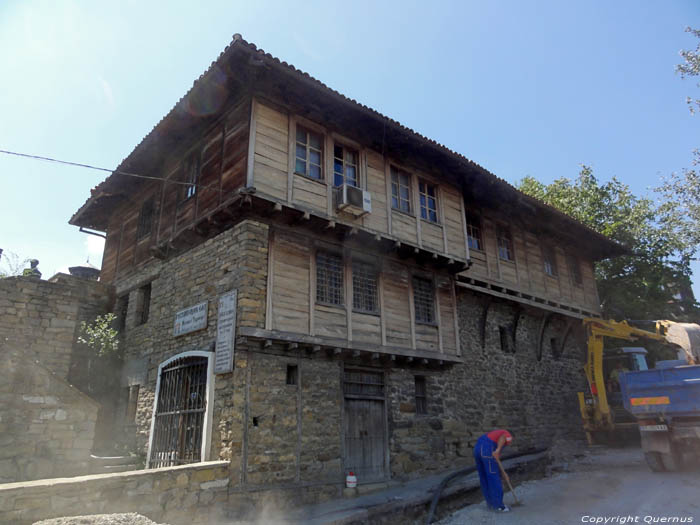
268, 229, 459, 356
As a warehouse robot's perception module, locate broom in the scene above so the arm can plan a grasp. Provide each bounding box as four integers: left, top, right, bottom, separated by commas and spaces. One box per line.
495, 456, 523, 507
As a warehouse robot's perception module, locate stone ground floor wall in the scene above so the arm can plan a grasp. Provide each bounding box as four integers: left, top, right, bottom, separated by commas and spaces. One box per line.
0, 461, 229, 525
0, 346, 99, 483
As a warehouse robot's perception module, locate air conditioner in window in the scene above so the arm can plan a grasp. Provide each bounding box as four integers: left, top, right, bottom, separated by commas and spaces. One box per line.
335, 184, 371, 216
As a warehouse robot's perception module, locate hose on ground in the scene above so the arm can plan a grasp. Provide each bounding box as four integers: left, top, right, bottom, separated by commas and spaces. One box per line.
425, 447, 548, 524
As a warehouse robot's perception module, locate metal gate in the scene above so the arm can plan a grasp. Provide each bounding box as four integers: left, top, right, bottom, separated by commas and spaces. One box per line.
149, 355, 209, 468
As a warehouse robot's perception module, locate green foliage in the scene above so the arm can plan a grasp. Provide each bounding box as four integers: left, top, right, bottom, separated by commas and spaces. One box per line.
78, 313, 120, 357
518, 166, 698, 321
677, 27, 700, 115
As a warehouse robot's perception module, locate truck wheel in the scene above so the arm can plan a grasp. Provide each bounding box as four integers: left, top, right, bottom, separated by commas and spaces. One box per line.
644, 452, 665, 472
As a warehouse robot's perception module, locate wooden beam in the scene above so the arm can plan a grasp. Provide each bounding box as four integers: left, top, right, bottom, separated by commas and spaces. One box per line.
287, 342, 299, 351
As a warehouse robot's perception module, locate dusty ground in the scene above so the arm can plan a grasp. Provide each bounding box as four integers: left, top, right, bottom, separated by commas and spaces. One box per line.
437, 446, 700, 525
34, 513, 164, 525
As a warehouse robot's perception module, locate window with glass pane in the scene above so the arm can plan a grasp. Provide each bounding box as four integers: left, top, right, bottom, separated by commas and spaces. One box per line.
419, 181, 438, 222
183, 156, 199, 201
543, 246, 557, 276
497, 228, 514, 261
333, 144, 358, 187
465, 213, 483, 251
316, 251, 344, 305
295, 126, 323, 180
352, 260, 378, 313
413, 276, 435, 324
567, 254, 582, 286
391, 166, 412, 213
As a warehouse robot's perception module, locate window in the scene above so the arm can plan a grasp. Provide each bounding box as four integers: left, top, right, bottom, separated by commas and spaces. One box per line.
286, 365, 298, 386
136, 198, 154, 241
333, 144, 358, 187
138, 283, 152, 325
497, 227, 514, 261
352, 260, 378, 313
543, 246, 558, 277
295, 126, 323, 180
419, 181, 438, 223
551, 337, 562, 360
499, 326, 513, 353
415, 376, 427, 415
412, 276, 435, 324
116, 294, 129, 332
567, 254, 582, 286
183, 155, 200, 201
465, 212, 483, 251
390, 166, 412, 213
125, 385, 139, 424
316, 251, 344, 305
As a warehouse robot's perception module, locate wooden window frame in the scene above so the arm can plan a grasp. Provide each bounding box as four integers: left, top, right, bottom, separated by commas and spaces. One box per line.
333, 142, 360, 188
543, 245, 558, 277
465, 212, 483, 251
418, 180, 439, 223
497, 227, 515, 262
295, 125, 324, 182
412, 275, 436, 325
390, 166, 412, 215
352, 259, 379, 315
315, 250, 344, 307
414, 375, 427, 415
180, 154, 200, 204
567, 254, 583, 287
136, 197, 155, 241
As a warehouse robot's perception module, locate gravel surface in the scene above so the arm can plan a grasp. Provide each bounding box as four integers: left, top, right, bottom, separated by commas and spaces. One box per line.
34, 513, 166, 525
437, 446, 700, 524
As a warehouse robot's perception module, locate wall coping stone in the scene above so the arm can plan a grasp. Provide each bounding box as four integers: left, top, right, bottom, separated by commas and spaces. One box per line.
0, 460, 230, 492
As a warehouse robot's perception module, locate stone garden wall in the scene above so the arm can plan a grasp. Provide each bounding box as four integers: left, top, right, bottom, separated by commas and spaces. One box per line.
0, 460, 230, 525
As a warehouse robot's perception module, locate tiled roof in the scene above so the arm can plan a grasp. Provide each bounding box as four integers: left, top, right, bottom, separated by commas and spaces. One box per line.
70, 34, 625, 256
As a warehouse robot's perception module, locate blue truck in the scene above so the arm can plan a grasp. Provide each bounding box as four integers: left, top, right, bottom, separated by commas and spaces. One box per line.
620, 362, 700, 471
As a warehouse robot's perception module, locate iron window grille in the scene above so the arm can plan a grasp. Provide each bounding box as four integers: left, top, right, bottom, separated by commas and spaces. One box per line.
352, 260, 378, 313
418, 181, 438, 223
316, 251, 344, 306
497, 228, 514, 261
295, 126, 323, 180
465, 213, 483, 251
343, 369, 385, 398
412, 276, 435, 324
543, 246, 558, 277
414, 375, 427, 414
333, 144, 359, 187
139, 283, 152, 325
136, 198, 154, 240
567, 254, 583, 286
390, 166, 412, 213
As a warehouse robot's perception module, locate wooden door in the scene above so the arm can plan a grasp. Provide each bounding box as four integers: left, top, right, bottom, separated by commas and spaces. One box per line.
343, 369, 387, 483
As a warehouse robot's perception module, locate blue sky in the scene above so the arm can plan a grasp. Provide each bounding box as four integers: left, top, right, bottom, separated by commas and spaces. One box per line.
1, 1, 698, 298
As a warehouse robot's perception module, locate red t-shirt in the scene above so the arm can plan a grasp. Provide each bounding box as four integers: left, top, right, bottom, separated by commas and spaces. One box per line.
487, 429, 513, 445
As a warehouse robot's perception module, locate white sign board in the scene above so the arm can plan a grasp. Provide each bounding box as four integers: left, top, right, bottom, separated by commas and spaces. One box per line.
214, 290, 237, 374
173, 301, 208, 337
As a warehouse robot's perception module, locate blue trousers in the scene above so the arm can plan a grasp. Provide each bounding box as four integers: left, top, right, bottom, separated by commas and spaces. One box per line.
473, 434, 504, 509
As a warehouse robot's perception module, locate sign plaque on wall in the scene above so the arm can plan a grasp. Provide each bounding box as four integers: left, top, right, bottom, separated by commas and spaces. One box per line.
173, 301, 208, 337
214, 290, 237, 374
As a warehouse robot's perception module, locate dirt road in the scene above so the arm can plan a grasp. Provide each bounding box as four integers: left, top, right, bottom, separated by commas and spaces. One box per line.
437, 447, 700, 525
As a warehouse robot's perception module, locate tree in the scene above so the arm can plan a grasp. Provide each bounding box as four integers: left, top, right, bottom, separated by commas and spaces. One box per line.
0, 250, 29, 278
77, 313, 120, 357
677, 27, 700, 115
518, 166, 698, 321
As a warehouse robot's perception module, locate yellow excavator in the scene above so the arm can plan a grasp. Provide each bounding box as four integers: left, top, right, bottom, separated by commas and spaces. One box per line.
577, 318, 700, 444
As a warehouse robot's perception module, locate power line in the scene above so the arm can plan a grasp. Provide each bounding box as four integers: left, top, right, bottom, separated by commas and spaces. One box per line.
0, 149, 225, 193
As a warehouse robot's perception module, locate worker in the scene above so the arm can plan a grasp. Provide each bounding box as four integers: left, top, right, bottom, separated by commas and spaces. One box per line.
473, 429, 513, 512
608, 361, 629, 392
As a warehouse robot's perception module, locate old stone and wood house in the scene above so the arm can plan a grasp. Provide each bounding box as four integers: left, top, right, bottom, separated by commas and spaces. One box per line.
68, 34, 623, 506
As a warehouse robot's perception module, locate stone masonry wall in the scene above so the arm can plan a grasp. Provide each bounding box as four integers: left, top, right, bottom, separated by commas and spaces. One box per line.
0, 460, 230, 525
0, 346, 99, 483
0, 273, 114, 380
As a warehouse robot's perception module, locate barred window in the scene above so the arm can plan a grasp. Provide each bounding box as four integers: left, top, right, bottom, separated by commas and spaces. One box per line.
415, 375, 427, 415
295, 126, 323, 180
419, 181, 438, 223
543, 246, 557, 277
567, 254, 582, 286
136, 198, 154, 240
497, 228, 514, 261
466, 212, 483, 251
316, 251, 344, 305
352, 260, 378, 313
391, 166, 412, 213
138, 283, 152, 326
412, 276, 435, 324
333, 144, 358, 187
